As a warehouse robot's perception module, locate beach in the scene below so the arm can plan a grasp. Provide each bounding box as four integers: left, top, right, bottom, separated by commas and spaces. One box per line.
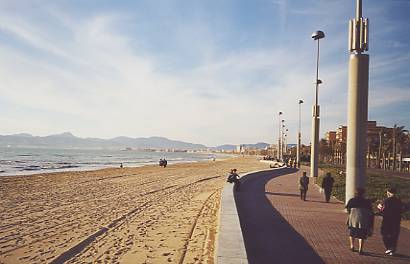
0, 156, 268, 264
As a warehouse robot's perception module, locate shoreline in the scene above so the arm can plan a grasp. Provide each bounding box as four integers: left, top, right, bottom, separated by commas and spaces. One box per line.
0, 153, 236, 178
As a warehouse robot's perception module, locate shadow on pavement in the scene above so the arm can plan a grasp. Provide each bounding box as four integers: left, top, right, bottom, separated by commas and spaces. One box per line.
265, 191, 299, 198
235, 168, 325, 264
362, 252, 410, 261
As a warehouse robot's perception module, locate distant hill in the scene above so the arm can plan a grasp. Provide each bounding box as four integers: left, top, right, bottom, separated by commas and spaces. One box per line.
244, 142, 270, 149
0, 132, 207, 150
212, 144, 237, 151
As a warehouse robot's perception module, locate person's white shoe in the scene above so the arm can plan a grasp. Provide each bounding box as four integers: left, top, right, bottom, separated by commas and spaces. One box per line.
389, 252, 394, 256
385, 249, 392, 254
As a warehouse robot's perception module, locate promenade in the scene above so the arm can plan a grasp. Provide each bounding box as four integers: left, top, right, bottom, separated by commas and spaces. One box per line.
235, 168, 410, 264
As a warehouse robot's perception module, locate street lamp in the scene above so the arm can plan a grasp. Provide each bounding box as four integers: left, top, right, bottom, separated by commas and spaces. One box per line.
278, 112, 283, 160
345, 0, 370, 202
310, 30, 325, 178
281, 120, 285, 161
285, 128, 289, 155
297, 99, 304, 168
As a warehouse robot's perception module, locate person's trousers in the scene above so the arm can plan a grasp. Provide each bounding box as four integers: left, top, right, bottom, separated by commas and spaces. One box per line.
300, 189, 307, 201
324, 189, 332, 202
382, 227, 400, 252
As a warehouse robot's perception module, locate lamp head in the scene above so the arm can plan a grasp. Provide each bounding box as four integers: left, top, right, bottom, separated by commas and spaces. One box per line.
316, 79, 322, 85
311, 30, 325, 40
299, 99, 304, 104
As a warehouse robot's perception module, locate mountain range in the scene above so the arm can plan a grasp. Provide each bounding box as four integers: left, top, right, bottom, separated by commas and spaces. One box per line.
0, 132, 271, 150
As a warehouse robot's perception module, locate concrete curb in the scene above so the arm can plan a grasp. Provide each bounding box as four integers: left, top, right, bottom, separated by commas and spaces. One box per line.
216, 168, 286, 264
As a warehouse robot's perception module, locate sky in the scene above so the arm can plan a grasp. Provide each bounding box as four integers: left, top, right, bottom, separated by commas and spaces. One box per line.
0, 0, 409, 147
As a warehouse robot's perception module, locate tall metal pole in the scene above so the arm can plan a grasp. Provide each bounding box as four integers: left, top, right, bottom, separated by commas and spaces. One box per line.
281, 120, 285, 160
310, 30, 324, 178
378, 129, 383, 169
278, 112, 283, 160
297, 99, 304, 168
346, 0, 370, 202
393, 124, 397, 171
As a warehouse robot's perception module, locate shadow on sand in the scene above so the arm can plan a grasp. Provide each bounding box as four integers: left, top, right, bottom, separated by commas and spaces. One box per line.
235, 168, 325, 264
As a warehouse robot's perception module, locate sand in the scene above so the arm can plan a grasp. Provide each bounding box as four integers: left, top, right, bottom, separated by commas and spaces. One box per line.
0, 156, 268, 264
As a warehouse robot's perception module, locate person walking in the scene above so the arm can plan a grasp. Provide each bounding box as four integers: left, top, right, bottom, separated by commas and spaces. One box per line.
298, 172, 309, 201
378, 187, 403, 256
321, 172, 334, 203
345, 188, 374, 254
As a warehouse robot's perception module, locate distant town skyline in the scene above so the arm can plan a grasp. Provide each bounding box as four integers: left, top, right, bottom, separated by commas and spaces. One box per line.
0, 0, 409, 146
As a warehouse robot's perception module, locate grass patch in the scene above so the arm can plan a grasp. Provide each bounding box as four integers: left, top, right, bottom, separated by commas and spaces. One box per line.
317, 164, 410, 220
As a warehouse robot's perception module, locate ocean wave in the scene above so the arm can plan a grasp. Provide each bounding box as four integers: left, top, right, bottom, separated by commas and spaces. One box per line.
22, 165, 41, 171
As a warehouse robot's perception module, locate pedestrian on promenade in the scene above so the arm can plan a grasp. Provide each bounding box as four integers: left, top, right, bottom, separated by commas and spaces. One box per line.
298, 172, 309, 201
377, 187, 403, 256
345, 188, 374, 254
321, 172, 334, 203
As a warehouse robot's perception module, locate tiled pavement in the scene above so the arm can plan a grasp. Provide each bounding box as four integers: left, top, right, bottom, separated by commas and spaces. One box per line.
235, 168, 410, 264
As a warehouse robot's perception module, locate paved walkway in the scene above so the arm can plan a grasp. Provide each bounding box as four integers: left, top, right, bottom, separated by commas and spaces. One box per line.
235, 168, 410, 264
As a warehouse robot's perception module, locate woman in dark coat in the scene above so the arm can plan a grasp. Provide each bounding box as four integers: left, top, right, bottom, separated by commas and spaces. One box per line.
345, 188, 374, 254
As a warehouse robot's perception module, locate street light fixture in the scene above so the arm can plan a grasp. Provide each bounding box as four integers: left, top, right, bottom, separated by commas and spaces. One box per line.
310, 30, 325, 178
297, 99, 304, 168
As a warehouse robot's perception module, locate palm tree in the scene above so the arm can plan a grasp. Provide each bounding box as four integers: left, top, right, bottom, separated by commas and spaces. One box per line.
319, 138, 333, 163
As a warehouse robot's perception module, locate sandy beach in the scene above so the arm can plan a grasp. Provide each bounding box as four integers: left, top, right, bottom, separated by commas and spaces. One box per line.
0, 156, 268, 264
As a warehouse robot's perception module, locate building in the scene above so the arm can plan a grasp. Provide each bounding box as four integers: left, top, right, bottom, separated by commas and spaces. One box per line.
325, 131, 336, 145
336, 126, 347, 143
326, 121, 401, 168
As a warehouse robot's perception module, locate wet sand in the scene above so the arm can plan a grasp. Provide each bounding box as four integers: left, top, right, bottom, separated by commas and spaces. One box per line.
0, 156, 268, 264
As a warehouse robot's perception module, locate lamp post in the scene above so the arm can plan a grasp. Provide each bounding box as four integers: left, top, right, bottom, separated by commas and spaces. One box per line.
281, 120, 285, 161
310, 30, 325, 178
278, 112, 283, 160
297, 99, 304, 168
345, 0, 370, 202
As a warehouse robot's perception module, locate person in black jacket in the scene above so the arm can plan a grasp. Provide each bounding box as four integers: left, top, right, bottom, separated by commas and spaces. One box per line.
321, 172, 334, 202
378, 187, 403, 256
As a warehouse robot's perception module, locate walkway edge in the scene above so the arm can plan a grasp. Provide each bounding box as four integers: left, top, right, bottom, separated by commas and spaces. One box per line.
216, 168, 286, 264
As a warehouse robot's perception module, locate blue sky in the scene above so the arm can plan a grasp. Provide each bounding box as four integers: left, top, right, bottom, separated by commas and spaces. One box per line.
0, 0, 409, 146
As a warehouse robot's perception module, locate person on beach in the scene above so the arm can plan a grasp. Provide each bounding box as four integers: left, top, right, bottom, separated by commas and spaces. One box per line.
159, 159, 167, 168
120, 163, 123, 168
321, 172, 334, 203
298, 172, 309, 201
227, 169, 240, 191
377, 187, 403, 256
345, 188, 374, 255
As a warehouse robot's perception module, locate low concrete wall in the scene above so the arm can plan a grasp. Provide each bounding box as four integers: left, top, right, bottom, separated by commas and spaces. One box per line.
216, 182, 248, 263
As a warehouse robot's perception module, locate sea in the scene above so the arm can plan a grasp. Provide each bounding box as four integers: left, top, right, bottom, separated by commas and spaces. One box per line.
0, 147, 228, 176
